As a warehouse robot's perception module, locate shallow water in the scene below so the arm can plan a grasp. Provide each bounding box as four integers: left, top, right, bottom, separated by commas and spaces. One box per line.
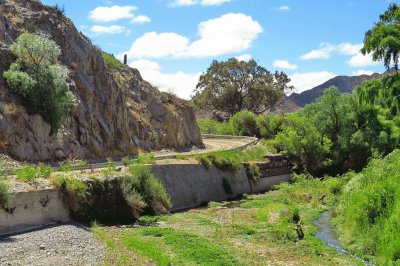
314, 211, 375, 266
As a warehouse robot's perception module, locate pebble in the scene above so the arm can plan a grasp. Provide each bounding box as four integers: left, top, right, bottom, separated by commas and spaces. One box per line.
0, 223, 105, 266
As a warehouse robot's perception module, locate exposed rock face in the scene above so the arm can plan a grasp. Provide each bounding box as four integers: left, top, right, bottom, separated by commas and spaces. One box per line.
0, 0, 203, 161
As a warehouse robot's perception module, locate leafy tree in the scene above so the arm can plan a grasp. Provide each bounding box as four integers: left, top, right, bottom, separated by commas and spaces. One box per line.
361, 3, 400, 70
230, 110, 258, 136
3, 33, 77, 134
273, 115, 332, 176
192, 58, 293, 116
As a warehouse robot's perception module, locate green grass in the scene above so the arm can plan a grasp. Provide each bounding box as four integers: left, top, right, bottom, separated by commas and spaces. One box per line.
94, 174, 360, 266
122, 227, 244, 266
15, 163, 53, 181
102, 52, 124, 70
336, 149, 400, 265
135, 153, 156, 164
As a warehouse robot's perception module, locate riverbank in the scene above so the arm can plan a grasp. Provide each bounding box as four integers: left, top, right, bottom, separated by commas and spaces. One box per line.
93, 175, 361, 265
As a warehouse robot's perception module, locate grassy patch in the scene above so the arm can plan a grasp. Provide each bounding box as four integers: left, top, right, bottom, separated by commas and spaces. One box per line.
15, 163, 53, 181
336, 150, 400, 265
102, 52, 123, 70
94, 174, 359, 265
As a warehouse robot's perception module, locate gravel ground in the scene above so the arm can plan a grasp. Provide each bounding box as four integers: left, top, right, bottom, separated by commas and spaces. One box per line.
0, 223, 105, 266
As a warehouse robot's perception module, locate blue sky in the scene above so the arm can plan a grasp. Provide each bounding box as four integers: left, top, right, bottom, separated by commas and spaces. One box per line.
41, 0, 391, 99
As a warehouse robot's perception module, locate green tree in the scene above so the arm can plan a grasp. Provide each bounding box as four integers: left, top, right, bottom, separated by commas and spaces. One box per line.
192, 58, 293, 116
3, 33, 77, 134
361, 3, 400, 70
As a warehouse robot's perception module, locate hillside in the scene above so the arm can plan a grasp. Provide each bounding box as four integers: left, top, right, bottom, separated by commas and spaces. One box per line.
0, 0, 203, 161
268, 72, 382, 114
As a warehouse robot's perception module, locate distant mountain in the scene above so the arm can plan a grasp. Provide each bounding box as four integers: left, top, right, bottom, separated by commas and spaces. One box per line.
268, 71, 390, 114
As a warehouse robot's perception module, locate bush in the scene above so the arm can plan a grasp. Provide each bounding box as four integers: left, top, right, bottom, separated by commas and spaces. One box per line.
256, 114, 285, 139
247, 163, 261, 183
230, 110, 258, 136
52, 174, 89, 199
3, 33, 77, 134
15, 163, 53, 181
136, 153, 156, 164
0, 182, 11, 207
197, 119, 233, 135
119, 164, 171, 218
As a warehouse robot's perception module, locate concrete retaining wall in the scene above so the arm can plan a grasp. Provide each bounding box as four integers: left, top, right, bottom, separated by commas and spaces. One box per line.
0, 162, 291, 234
0, 190, 69, 234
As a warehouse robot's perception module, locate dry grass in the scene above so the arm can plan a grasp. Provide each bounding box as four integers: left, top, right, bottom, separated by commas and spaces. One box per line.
2, 103, 23, 119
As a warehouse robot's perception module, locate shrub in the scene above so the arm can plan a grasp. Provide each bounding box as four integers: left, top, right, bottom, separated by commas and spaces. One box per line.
3, 33, 77, 134
52, 174, 89, 199
247, 163, 261, 183
209, 154, 241, 174
122, 156, 134, 166
101, 52, 123, 70
256, 114, 285, 139
230, 110, 258, 136
197, 155, 212, 169
60, 161, 73, 172
136, 153, 156, 164
119, 164, 171, 218
197, 119, 233, 135
102, 158, 116, 177
0, 182, 11, 207
15, 163, 52, 181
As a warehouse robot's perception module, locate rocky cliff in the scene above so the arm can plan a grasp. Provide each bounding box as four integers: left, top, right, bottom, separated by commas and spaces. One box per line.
0, 0, 203, 161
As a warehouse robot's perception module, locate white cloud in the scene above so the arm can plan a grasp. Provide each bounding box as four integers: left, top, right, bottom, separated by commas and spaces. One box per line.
130, 60, 200, 99
89, 5, 137, 22
124, 13, 262, 59
289, 71, 336, 93
170, 0, 231, 7
300, 43, 336, 60
347, 53, 381, 67
352, 70, 374, 76
236, 54, 252, 62
279, 5, 290, 11
131, 15, 151, 24
90, 25, 126, 35
126, 32, 190, 58
337, 43, 363, 55
273, 60, 298, 70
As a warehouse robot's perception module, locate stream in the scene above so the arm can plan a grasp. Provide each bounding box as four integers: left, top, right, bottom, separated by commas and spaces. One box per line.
314, 211, 375, 266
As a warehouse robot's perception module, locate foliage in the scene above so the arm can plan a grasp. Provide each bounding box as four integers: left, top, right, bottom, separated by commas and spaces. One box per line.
336, 150, 400, 265
256, 114, 285, 139
197, 119, 233, 135
52, 173, 89, 199
361, 3, 400, 70
0, 181, 11, 207
135, 153, 156, 164
101, 52, 124, 70
273, 114, 332, 176
247, 163, 261, 183
3, 33, 77, 134
122, 156, 134, 166
102, 158, 116, 177
192, 58, 292, 116
119, 164, 171, 218
15, 163, 53, 181
230, 110, 258, 136
60, 161, 73, 172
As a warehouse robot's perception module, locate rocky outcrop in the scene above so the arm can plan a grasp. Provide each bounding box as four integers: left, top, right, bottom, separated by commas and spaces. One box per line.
0, 0, 203, 161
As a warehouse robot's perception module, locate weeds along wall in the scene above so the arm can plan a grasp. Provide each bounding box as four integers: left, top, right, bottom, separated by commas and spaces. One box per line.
0, 162, 291, 234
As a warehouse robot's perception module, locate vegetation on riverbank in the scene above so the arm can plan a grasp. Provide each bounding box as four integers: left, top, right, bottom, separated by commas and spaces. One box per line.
93, 174, 360, 266
336, 149, 400, 265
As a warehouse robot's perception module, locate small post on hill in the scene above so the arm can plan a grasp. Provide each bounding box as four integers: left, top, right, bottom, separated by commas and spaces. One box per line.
123, 54, 127, 65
